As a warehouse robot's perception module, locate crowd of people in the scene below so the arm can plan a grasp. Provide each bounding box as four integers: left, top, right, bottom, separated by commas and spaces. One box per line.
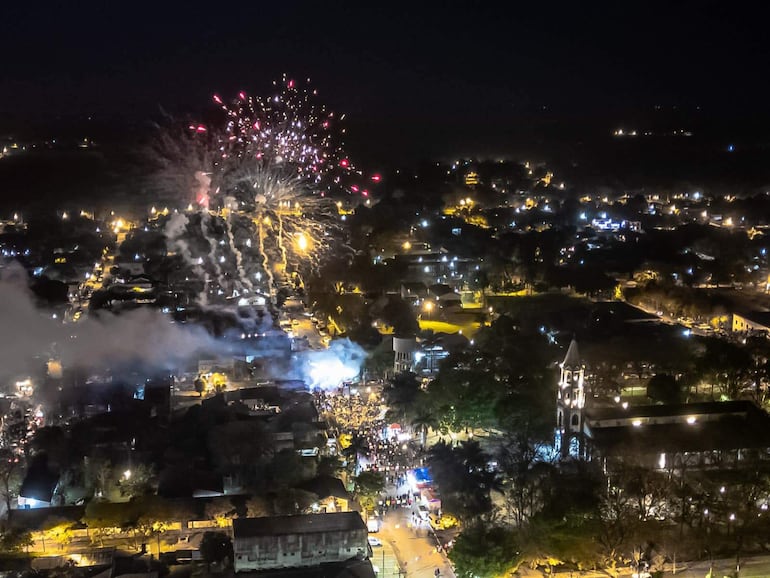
314, 383, 385, 431
313, 382, 422, 480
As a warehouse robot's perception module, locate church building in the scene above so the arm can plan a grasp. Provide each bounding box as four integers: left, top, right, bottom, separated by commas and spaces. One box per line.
555, 338, 586, 459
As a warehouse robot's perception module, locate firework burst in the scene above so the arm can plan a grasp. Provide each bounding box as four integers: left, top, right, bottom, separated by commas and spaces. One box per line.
154, 76, 356, 304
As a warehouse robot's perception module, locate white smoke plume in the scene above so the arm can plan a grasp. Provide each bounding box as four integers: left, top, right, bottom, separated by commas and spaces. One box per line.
0, 262, 220, 378
224, 214, 254, 294
200, 213, 224, 287
294, 338, 366, 390
163, 212, 207, 305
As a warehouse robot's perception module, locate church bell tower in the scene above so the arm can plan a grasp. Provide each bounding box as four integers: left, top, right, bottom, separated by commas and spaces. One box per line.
556, 338, 585, 458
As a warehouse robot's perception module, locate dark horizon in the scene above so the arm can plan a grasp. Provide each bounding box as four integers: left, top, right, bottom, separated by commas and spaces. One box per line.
2, 1, 770, 163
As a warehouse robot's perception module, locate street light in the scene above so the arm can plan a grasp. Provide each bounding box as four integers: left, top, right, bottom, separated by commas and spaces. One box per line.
423, 301, 434, 320
296, 233, 309, 252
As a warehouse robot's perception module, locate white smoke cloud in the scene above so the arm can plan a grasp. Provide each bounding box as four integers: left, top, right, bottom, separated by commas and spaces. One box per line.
0, 262, 220, 377
163, 212, 207, 305
295, 338, 367, 390
1, 261, 367, 393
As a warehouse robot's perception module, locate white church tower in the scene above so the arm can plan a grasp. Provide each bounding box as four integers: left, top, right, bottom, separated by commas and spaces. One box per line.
555, 338, 585, 458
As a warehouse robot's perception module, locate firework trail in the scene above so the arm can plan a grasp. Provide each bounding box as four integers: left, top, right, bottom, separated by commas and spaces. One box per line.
156, 76, 366, 305
224, 215, 254, 294
202, 77, 351, 270
163, 212, 209, 305
258, 218, 274, 292
277, 213, 287, 270
200, 213, 223, 288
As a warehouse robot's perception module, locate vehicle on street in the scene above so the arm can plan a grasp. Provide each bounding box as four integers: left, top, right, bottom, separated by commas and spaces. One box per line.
430, 513, 458, 530
367, 536, 382, 547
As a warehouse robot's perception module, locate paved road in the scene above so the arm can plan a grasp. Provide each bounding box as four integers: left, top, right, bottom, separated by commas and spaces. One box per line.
378, 498, 455, 578
370, 538, 401, 578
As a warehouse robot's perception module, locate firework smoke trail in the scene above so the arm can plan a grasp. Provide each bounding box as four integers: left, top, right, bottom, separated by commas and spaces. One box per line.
224, 215, 254, 294
277, 212, 288, 270
200, 213, 224, 287
258, 217, 274, 296
163, 213, 208, 305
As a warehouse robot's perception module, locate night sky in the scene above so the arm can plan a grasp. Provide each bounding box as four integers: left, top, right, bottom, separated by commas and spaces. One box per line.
2, 1, 768, 160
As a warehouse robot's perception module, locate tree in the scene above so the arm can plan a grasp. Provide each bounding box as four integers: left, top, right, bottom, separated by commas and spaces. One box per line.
205, 498, 235, 527
199, 531, 233, 569
270, 488, 317, 516
40, 516, 75, 552
497, 438, 557, 528
646, 374, 682, 404
118, 463, 155, 499
0, 450, 22, 514
468, 269, 490, 291
427, 440, 500, 522
383, 371, 421, 425
697, 338, 752, 400
264, 449, 305, 489
0, 528, 33, 553
364, 339, 394, 381
449, 524, 522, 578
380, 296, 419, 336
411, 410, 438, 447
596, 485, 637, 569
341, 434, 370, 473
316, 455, 344, 477
525, 514, 602, 572
82, 499, 138, 547
85, 457, 114, 499
134, 496, 192, 555
426, 318, 555, 438
208, 420, 270, 482
615, 464, 670, 521
245, 495, 270, 517
353, 471, 385, 512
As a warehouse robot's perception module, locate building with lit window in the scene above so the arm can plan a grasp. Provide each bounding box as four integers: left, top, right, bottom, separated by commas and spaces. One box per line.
584, 400, 770, 471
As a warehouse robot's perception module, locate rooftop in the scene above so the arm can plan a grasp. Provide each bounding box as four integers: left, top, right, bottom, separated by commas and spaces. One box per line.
586, 400, 761, 421
562, 338, 581, 367
587, 401, 770, 455
233, 512, 366, 538
589, 416, 770, 455
296, 476, 350, 501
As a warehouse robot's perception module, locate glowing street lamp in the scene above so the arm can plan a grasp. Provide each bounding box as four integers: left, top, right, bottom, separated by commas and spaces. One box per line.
296, 233, 309, 252
423, 301, 434, 320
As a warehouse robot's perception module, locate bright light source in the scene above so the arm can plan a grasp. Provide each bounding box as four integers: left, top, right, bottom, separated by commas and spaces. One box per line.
687, 416, 696, 424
